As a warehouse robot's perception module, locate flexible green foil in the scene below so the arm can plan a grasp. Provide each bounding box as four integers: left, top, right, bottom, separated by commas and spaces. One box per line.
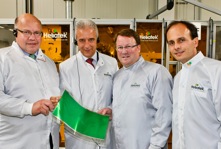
52, 90, 109, 140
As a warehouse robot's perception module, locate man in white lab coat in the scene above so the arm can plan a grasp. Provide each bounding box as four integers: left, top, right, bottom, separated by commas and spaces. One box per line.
166, 20, 221, 149
112, 29, 173, 149
59, 19, 118, 149
0, 13, 60, 149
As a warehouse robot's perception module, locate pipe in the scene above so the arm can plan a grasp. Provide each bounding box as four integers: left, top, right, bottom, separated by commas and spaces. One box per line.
146, 0, 174, 19
208, 18, 213, 58
183, 0, 221, 16
64, 0, 74, 19
25, 0, 33, 14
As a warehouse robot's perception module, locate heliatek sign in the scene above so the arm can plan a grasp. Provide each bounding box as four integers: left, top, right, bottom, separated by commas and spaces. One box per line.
43, 32, 68, 39
43, 29, 68, 41
140, 34, 158, 42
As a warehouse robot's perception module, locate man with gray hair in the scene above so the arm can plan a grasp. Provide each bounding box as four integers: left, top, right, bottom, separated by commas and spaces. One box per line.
59, 19, 118, 149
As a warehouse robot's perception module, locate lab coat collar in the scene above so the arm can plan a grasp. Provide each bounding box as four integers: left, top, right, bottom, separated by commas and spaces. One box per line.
36, 50, 46, 62
80, 51, 98, 62
12, 41, 46, 62
12, 41, 25, 58
77, 51, 104, 68
123, 56, 143, 70
183, 51, 204, 68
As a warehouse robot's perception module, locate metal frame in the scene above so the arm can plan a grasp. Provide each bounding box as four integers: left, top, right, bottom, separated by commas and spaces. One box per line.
146, 0, 174, 19
212, 21, 221, 60
135, 19, 165, 66
182, 0, 221, 16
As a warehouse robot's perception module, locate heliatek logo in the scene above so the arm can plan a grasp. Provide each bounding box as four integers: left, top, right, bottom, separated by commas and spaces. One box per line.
131, 82, 140, 87
139, 31, 158, 41
43, 29, 68, 41
191, 84, 204, 91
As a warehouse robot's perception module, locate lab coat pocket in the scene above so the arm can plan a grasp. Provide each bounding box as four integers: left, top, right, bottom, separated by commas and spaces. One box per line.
100, 73, 113, 85
190, 84, 208, 99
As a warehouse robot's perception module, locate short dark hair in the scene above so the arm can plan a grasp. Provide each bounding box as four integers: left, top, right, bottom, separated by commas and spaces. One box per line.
114, 29, 140, 45
165, 20, 198, 41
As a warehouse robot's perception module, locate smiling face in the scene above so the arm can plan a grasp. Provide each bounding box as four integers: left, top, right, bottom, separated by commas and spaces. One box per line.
166, 23, 198, 64
15, 14, 42, 54
116, 35, 140, 68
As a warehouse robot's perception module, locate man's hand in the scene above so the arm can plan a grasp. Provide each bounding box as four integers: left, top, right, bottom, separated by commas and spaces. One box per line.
98, 108, 112, 120
50, 96, 61, 107
32, 99, 55, 116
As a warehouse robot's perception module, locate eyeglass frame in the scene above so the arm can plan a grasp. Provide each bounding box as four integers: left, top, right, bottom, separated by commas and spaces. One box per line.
16, 28, 43, 37
116, 44, 138, 52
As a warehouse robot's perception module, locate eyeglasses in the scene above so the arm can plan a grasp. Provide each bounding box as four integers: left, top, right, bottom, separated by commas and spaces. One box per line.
116, 44, 138, 52
16, 29, 43, 37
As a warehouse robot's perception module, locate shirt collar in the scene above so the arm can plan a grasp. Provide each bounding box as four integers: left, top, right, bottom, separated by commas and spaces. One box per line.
123, 56, 143, 70
23, 51, 38, 57
12, 41, 38, 57
183, 51, 204, 68
80, 51, 98, 63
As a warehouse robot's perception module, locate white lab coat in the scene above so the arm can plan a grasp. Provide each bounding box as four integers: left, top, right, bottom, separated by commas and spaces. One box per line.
112, 56, 173, 149
0, 42, 60, 149
59, 51, 118, 149
172, 51, 221, 149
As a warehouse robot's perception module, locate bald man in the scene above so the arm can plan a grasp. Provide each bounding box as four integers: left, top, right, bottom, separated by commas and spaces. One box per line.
0, 13, 60, 149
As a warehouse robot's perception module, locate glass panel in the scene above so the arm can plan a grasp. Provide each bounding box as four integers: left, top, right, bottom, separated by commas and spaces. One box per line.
41, 24, 70, 64
136, 22, 162, 64
97, 24, 130, 68
0, 24, 14, 48
169, 64, 180, 78
215, 26, 221, 60
198, 26, 207, 56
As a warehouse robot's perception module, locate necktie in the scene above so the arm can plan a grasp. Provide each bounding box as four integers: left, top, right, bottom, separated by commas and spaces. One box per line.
86, 58, 94, 68
29, 54, 36, 60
